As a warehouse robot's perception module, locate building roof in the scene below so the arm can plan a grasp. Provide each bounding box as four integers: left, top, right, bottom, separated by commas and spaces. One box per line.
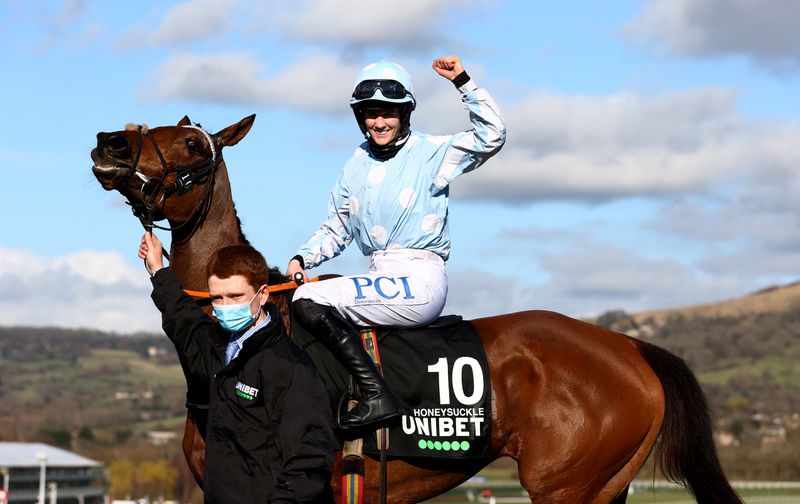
0, 443, 102, 468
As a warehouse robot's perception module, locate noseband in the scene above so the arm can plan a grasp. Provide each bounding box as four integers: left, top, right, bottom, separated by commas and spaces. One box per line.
121, 123, 220, 234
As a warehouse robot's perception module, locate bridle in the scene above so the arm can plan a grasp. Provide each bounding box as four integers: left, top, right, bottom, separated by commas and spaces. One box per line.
121, 123, 220, 237
116, 120, 316, 295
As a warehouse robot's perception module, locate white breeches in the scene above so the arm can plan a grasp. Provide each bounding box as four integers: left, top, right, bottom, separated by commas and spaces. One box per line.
293, 249, 447, 328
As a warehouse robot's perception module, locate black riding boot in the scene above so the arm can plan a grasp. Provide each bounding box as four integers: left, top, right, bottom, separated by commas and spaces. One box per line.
294, 299, 401, 430
318, 311, 402, 430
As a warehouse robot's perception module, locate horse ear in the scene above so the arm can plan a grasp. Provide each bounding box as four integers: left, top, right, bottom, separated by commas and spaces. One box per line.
178, 116, 192, 126
215, 114, 256, 147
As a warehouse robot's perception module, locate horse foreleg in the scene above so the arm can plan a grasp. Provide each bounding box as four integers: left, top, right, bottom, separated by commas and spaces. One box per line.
589, 419, 660, 504
182, 411, 207, 488
608, 486, 629, 504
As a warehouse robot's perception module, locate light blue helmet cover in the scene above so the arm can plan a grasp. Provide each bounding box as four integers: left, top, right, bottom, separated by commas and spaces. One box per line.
350, 60, 416, 110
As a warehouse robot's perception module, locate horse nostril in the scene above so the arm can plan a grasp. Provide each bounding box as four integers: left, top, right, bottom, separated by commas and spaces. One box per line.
104, 134, 131, 157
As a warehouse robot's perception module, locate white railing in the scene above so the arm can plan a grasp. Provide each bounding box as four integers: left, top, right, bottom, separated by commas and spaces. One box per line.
443, 479, 800, 504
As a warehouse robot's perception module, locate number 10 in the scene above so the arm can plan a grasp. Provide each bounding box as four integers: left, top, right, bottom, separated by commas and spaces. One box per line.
427, 357, 484, 405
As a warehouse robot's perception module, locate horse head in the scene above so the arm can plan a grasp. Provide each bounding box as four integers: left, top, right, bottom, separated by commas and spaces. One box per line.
91, 114, 255, 226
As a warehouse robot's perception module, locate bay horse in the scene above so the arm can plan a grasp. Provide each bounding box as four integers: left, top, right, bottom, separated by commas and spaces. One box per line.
90, 115, 741, 504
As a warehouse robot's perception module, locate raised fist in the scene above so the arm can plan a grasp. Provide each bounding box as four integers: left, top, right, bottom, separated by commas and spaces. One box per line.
432, 56, 464, 81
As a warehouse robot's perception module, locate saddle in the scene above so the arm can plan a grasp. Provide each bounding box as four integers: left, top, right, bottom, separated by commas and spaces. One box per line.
291, 313, 493, 460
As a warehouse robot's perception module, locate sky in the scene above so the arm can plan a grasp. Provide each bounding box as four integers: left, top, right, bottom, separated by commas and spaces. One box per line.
1, 0, 799, 334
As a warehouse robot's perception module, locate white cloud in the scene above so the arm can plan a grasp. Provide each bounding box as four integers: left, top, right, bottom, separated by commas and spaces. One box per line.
0, 247, 160, 334
143, 52, 363, 113
142, 51, 469, 114
264, 0, 477, 50
0, 248, 145, 287
623, 0, 800, 71
115, 0, 237, 50
445, 243, 751, 321
18, 0, 99, 52
116, 0, 482, 52
153, 0, 237, 46
451, 88, 800, 203
443, 267, 536, 320
533, 244, 755, 316
142, 52, 267, 105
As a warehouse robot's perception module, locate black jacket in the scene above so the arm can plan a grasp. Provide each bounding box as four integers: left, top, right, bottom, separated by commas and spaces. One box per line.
151, 268, 334, 504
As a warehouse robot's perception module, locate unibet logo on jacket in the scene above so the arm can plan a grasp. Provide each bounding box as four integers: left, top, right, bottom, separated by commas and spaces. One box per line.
235, 380, 259, 400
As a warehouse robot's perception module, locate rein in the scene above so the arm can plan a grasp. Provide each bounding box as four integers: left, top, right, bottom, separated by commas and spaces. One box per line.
183, 277, 320, 299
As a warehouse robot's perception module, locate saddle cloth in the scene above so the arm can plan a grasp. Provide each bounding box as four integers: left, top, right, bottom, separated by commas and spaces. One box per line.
292, 314, 492, 460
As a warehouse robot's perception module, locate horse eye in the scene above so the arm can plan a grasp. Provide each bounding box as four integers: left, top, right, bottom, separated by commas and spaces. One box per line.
186, 139, 199, 153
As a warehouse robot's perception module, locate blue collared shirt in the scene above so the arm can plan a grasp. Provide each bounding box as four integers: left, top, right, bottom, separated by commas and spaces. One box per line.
225, 311, 272, 365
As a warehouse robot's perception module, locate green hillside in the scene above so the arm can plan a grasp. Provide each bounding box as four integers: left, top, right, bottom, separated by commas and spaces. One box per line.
0, 327, 187, 444
596, 298, 800, 480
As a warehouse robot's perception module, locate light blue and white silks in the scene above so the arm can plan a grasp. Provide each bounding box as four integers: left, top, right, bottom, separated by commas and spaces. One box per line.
294, 80, 506, 328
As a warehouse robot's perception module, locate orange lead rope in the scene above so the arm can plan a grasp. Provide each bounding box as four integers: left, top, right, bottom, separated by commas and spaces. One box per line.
183, 276, 319, 299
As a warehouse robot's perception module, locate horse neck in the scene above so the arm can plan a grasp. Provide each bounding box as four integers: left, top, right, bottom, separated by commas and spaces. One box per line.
163, 162, 294, 333
168, 161, 246, 292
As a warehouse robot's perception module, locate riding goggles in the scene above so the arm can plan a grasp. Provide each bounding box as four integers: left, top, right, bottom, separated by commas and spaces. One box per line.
352, 80, 411, 101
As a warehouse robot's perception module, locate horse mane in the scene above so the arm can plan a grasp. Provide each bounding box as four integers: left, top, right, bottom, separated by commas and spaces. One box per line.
268, 266, 287, 285
233, 211, 250, 246
125, 123, 149, 133
268, 268, 292, 337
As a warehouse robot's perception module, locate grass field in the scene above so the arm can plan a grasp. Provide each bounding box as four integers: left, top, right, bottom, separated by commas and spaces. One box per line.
698, 343, 800, 387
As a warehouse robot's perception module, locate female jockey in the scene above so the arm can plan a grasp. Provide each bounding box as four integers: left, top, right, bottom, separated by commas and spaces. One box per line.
286, 55, 506, 432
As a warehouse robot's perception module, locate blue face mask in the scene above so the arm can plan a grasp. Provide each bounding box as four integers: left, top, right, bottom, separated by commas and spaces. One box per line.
212, 287, 264, 333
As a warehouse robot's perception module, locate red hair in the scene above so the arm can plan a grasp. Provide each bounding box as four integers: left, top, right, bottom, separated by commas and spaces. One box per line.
206, 245, 269, 290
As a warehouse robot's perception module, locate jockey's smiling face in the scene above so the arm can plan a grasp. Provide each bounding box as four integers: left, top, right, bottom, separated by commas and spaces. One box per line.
364, 108, 401, 146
